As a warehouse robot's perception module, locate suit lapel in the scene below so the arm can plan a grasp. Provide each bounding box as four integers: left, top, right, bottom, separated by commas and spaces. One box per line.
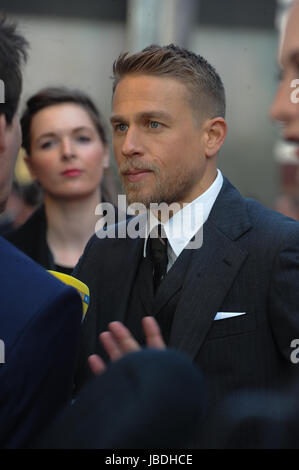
169, 177, 252, 358
153, 248, 193, 316
169, 219, 248, 356
99, 213, 147, 328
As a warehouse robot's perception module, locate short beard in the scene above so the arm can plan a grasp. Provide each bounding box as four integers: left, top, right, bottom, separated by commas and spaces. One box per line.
120, 162, 200, 208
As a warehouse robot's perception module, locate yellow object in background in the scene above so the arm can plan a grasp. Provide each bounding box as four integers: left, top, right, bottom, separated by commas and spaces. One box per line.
48, 270, 90, 318
15, 148, 34, 184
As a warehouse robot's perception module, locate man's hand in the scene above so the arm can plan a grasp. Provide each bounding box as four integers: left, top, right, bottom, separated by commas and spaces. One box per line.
88, 316, 165, 375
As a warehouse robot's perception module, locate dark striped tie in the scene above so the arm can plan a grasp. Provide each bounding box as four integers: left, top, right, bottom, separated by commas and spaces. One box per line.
149, 225, 168, 293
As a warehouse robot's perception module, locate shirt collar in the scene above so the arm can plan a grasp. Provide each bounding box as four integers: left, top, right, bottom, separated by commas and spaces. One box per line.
143, 169, 223, 258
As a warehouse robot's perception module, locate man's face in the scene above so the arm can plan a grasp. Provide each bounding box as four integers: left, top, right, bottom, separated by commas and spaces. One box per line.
111, 74, 210, 207
0, 114, 21, 212
270, 0, 299, 155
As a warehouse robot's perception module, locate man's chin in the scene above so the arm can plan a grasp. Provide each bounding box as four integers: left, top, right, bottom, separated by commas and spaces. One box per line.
125, 189, 158, 208
126, 194, 151, 208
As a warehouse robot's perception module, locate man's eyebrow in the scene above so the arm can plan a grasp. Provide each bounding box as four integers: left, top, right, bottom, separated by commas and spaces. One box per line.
110, 111, 172, 124
110, 115, 124, 124
137, 111, 173, 121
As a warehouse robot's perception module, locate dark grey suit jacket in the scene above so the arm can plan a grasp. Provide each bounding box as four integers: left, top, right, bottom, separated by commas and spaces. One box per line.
73, 177, 299, 407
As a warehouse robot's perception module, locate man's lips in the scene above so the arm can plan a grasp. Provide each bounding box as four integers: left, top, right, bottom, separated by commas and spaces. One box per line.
61, 169, 83, 177
123, 169, 153, 182
284, 136, 299, 157
285, 136, 299, 144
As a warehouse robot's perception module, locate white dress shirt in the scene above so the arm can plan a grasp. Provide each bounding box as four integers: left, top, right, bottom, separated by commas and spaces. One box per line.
143, 169, 223, 271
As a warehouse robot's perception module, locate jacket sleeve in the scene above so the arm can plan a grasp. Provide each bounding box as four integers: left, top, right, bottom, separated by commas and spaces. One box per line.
0, 285, 82, 449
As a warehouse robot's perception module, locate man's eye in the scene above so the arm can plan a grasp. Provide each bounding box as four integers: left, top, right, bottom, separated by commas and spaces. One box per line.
149, 121, 161, 129
116, 123, 128, 132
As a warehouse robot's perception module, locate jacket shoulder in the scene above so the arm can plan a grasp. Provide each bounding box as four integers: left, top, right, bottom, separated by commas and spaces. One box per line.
245, 197, 299, 241
4, 205, 46, 253
0, 237, 80, 343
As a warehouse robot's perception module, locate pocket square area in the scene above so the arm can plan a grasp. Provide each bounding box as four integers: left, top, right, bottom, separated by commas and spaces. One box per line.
214, 311, 246, 321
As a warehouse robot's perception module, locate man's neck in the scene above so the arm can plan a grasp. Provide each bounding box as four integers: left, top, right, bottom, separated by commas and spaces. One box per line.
151, 168, 219, 223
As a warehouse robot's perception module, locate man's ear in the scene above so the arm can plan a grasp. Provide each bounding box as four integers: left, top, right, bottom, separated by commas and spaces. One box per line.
0, 114, 7, 153
204, 117, 228, 158
24, 154, 37, 180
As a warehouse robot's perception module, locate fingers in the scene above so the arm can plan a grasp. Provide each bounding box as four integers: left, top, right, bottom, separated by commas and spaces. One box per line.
142, 316, 166, 349
88, 354, 106, 375
97, 317, 166, 366
98, 331, 123, 362
99, 322, 141, 362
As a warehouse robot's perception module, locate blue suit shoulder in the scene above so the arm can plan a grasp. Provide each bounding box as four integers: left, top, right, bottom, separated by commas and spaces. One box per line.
212, 176, 299, 248
0, 237, 82, 448
245, 197, 299, 244
0, 237, 81, 353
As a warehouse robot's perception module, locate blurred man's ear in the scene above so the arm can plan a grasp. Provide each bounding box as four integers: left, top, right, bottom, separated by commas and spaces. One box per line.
24, 154, 38, 181
0, 114, 7, 153
102, 145, 110, 169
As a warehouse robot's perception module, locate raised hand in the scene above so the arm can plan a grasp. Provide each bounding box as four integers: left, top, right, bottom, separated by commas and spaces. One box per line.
88, 316, 165, 375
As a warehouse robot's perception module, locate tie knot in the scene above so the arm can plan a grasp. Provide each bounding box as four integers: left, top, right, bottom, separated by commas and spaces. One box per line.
149, 223, 167, 254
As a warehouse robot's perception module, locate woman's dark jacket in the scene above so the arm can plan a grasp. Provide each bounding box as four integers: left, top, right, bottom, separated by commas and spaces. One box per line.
4, 201, 119, 271
4, 205, 56, 270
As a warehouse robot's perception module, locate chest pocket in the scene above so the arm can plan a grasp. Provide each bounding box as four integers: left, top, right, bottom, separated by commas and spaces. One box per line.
207, 311, 256, 340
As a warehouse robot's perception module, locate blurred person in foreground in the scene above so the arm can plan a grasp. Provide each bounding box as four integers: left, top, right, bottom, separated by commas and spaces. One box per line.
0, 16, 82, 448
73, 41, 299, 442
275, 193, 299, 220
5, 87, 118, 273
36, 317, 206, 449
270, 0, 299, 159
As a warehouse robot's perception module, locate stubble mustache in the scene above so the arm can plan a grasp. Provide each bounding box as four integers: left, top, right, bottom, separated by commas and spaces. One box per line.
118, 159, 162, 206
118, 159, 160, 177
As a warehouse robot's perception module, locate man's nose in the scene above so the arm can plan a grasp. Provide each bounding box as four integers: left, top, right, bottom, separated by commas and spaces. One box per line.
121, 127, 143, 157
270, 79, 298, 123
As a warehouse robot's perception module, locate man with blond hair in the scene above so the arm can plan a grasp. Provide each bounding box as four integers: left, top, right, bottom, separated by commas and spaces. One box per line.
74, 39, 299, 433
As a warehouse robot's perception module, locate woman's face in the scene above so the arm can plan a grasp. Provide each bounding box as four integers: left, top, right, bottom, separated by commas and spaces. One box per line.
26, 103, 109, 201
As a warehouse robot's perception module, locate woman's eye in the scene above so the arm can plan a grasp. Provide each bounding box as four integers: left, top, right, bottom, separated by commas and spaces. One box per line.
77, 136, 91, 143
40, 141, 53, 149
